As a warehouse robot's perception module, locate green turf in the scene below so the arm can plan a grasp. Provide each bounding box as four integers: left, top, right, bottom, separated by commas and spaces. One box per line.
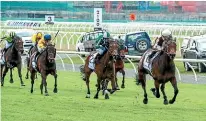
55, 56, 206, 75
1, 69, 206, 121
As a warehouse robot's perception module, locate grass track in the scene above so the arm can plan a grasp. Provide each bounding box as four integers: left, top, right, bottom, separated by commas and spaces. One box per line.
1, 69, 206, 121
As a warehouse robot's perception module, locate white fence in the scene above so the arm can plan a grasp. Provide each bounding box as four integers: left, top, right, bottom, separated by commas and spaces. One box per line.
1, 21, 206, 52
55, 51, 206, 82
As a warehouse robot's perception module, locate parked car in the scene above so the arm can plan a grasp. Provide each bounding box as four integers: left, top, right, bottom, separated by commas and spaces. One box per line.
181, 35, 206, 72
76, 30, 104, 52
123, 31, 152, 56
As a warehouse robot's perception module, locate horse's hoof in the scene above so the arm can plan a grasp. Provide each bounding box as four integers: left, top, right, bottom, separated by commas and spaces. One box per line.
53, 88, 58, 93
169, 99, 175, 104
121, 85, 125, 89
44, 93, 49, 96
85, 94, 90, 98
150, 88, 156, 92
94, 95, 98, 99
143, 98, 148, 104
156, 94, 160, 98
25, 77, 28, 79
21, 84, 26, 86
31, 90, 33, 93
1, 84, 4, 87
110, 90, 116, 94
116, 87, 120, 90
164, 100, 169, 105
105, 94, 109, 99
10, 79, 14, 83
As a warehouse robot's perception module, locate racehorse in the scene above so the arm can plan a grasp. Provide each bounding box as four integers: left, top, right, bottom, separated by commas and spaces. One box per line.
80, 40, 119, 99
29, 43, 57, 96
115, 48, 126, 89
1, 36, 25, 86
137, 39, 178, 105
25, 45, 38, 79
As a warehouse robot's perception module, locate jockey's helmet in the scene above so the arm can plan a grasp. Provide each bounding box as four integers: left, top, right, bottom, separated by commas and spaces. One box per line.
161, 29, 172, 41
36, 32, 43, 39
9, 31, 16, 38
44, 34, 51, 41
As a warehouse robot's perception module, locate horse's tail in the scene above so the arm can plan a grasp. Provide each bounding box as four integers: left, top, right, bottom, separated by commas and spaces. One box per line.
79, 65, 86, 81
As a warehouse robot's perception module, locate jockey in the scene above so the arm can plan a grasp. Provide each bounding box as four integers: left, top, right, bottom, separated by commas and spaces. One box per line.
31, 32, 43, 46
118, 35, 125, 50
0, 31, 16, 53
32, 34, 51, 69
28, 32, 43, 55
95, 30, 111, 62
149, 29, 173, 61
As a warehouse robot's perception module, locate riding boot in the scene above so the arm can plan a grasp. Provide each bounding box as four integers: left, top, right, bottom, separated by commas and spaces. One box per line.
96, 54, 101, 64
148, 51, 156, 63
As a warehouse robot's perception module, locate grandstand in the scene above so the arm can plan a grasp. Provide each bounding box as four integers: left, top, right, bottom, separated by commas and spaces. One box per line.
1, 1, 206, 22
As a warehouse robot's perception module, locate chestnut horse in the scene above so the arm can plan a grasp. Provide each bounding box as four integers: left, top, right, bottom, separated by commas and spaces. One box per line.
115, 49, 126, 89
137, 39, 178, 105
80, 40, 119, 99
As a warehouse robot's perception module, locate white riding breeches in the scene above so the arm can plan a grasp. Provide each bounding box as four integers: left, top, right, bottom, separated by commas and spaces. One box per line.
5, 41, 12, 49
37, 46, 45, 53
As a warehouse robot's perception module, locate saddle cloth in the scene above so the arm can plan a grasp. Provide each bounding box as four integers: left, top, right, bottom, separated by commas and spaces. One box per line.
88, 52, 98, 70
143, 51, 159, 73
31, 52, 40, 71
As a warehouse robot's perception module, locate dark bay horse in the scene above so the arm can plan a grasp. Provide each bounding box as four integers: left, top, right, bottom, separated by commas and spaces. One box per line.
25, 45, 38, 79
80, 40, 119, 99
29, 43, 57, 96
1, 36, 25, 86
137, 40, 178, 105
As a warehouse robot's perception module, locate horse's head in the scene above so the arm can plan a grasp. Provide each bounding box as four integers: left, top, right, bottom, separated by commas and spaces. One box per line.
163, 38, 177, 60
46, 43, 56, 63
14, 36, 24, 54
107, 39, 119, 60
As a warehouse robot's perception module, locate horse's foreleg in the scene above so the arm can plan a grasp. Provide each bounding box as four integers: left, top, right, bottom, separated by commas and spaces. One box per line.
1, 66, 8, 86
94, 78, 101, 99
25, 57, 29, 79
104, 79, 110, 99
53, 73, 58, 93
0, 64, 3, 84
115, 71, 120, 90
85, 70, 91, 98
30, 72, 36, 93
169, 77, 179, 104
41, 71, 48, 96
151, 80, 160, 98
121, 69, 125, 89
17, 65, 25, 86
139, 72, 148, 104
9, 68, 14, 83
109, 74, 117, 94
160, 83, 168, 105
